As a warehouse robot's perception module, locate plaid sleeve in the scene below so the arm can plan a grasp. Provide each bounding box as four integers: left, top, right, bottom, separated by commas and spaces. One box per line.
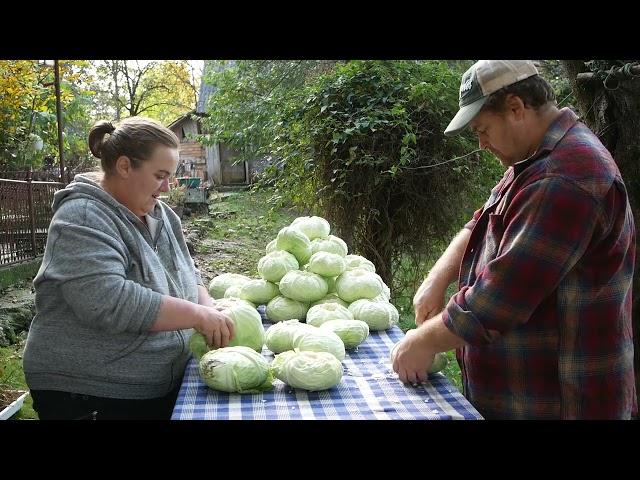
443, 177, 600, 345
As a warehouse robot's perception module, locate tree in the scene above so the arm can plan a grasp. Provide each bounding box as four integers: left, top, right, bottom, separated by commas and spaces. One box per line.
0, 60, 95, 171
91, 60, 198, 125
0, 60, 50, 167
201, 60, 340, 161
561, 60, 640, 412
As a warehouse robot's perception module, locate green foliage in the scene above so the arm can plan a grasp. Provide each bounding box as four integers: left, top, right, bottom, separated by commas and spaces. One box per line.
0, 60, 98, 171
278, 61, 501, 299
538, 60, 576, 109
167, 184, 187, 207
201, 60, 338, 162
132, 61, 199, 124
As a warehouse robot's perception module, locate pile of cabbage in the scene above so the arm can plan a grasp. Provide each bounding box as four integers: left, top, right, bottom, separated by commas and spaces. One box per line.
192, 216, 443, 394
208, 215, 400, 333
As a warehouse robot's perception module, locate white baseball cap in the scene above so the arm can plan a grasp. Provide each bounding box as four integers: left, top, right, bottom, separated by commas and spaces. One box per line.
444, 60, 539, 136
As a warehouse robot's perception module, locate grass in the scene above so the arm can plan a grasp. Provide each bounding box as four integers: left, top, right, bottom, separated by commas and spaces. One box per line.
1, 261, 40, 419
0, 260, 41, 291
188, 189, 299, 281
0, 337, 37, 419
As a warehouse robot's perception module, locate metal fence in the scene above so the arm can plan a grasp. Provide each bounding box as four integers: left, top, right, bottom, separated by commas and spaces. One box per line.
0, 168, 72, 183
0, 171, 64, 267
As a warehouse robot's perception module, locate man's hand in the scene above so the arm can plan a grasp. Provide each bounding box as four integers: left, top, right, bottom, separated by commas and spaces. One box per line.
413, 278, 447, 326
391, 328, 435, 385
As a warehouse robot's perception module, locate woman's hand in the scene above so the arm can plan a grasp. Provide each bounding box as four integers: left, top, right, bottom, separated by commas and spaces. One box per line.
196, 306, 235, 349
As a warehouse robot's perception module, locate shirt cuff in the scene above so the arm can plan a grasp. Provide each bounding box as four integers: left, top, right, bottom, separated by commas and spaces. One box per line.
442, 287, 500, 346
463, 218, 477, 231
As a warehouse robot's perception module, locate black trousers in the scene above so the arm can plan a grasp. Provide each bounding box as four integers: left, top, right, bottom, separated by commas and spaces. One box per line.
30, 384, 182, 420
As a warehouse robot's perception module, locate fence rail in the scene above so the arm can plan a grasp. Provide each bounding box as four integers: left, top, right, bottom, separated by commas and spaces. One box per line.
0, 171, 64, 267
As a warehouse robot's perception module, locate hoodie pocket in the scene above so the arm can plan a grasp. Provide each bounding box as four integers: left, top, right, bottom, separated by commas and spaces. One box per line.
105, 333, 149, 364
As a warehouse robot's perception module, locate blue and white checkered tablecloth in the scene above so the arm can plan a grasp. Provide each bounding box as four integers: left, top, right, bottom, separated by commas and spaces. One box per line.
172, 308, 483, 420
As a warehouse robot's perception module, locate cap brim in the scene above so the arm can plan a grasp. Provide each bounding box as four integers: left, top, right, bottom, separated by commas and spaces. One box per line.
444, 97, 487, 136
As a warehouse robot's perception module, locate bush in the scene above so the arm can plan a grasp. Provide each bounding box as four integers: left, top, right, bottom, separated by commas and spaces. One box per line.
261, 61, 503, 304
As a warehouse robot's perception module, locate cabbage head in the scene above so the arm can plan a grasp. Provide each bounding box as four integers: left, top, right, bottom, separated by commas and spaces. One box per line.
276, 226, 312, 265
265, 295, 309, 323
309, 235, 348, 257
344, 254, 376, 272
373, 273, 391, 300
199, 346, 273, 393
190, 302, 265, 357
290, 216, 331, 240
238, 279, 279, 305
189, 331, 211, 360
292, 328, 346, 361
224, 284, 244, 299
319, 320, 369, 349
271, 350, 343, 391
257, 250, 299, 283
278, 270, 328, 303
309, 293, 349, 309
208, 273, 251, 299
335, 268, 383, 303
221, 303, 265, 352
307, 251, 346, 278
306, 302, 353, 327
265, 320, 317, 353
212, 297, 256, 310
348, 299, 399, 331
265, 239, 279, 254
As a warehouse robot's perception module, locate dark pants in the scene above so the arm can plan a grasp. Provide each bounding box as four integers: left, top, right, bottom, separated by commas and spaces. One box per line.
30, 385, 182, 420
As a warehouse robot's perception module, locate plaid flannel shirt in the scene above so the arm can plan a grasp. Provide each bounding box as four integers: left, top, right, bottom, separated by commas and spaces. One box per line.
442, 108, 637, 419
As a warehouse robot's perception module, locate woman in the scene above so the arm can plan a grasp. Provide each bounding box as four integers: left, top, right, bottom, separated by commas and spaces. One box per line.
23, 117, 234, 420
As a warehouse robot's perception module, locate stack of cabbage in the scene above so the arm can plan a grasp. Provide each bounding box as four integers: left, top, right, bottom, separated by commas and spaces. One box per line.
195, 216, 406, 393
208, 215, 400, 333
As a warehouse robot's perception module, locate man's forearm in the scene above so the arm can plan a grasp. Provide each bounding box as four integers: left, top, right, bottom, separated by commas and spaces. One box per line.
415, 312, 466, 354
426, 228, 471, 287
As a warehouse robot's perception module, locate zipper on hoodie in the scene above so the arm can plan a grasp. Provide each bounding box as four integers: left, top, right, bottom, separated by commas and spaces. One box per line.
138, 216, 162, 253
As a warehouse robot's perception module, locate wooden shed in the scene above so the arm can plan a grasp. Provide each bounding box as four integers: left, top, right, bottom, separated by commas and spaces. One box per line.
167, 60, 268, 186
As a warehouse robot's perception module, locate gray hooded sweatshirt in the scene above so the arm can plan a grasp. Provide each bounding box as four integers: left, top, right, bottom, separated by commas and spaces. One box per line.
23, 175, 199, 399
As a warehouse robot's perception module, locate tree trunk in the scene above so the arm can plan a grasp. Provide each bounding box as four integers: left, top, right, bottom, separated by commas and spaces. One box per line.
561, 60, 640, 412
112, 60, 121, 121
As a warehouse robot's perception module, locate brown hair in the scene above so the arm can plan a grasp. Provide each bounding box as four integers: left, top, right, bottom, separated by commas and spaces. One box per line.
88, 117, 179, 174
482, 75, 556, 114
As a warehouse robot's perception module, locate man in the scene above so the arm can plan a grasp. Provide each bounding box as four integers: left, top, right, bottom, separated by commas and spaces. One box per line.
392, 60, 637, 419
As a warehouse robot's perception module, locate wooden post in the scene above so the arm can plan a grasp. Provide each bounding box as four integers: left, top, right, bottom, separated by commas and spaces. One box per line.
27, 168, 37, 258
54, 60, 65, 184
